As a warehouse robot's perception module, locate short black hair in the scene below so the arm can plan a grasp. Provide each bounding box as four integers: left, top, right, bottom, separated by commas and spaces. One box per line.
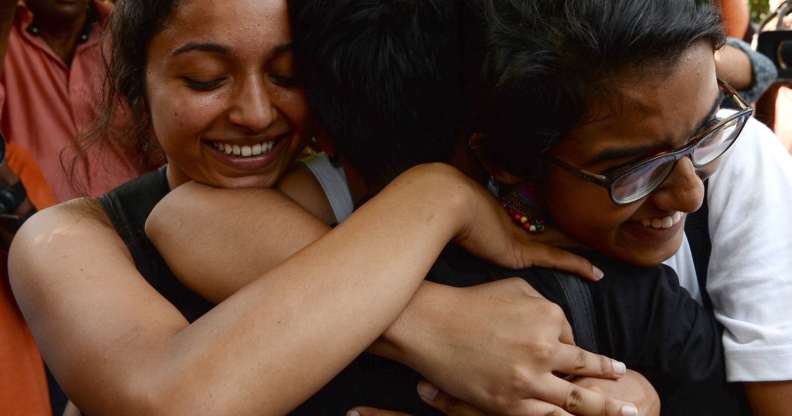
289, 0, 475, 189
475, 0, 725, 179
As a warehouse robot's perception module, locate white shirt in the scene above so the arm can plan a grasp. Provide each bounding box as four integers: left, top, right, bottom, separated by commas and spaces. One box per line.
665, 116, 792, 382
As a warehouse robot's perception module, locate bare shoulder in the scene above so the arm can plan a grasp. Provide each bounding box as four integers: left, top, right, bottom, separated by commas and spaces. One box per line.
277, 163, 336, 225
8, 197, 130, 304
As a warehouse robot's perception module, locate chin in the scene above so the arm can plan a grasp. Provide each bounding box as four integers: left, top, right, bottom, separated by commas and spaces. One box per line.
610, 238, 684, 267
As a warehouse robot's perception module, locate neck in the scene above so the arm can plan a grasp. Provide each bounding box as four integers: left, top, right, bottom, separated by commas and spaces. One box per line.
33, 9, 89, 65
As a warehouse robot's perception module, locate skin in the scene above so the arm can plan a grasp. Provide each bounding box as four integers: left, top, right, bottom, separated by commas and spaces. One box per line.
147, 181, 636, 416
538, 40, 792, 415
352, 370, 660, 416
542, 42, 716, 267
145, 0, 310, 190
148, 39, 792, 415
7, 1, 626, 415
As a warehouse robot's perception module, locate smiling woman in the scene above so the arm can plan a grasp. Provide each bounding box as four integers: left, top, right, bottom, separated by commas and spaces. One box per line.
5, 0, 614, 415
142, 0, 311, 189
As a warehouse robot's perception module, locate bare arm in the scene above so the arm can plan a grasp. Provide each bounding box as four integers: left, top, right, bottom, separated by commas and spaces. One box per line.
746, 382, 792, 416
12, 164, 539, 415
146, 174, 639, 416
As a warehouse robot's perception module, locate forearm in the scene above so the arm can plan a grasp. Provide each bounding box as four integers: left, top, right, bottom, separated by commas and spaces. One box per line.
715, 44, 753, 91
150, 165, 475, 414
746, 382, 792, 416
146, 182, 331, 301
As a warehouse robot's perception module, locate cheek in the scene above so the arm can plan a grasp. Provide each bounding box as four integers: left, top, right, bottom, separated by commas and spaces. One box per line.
147, 84, 226, 143
275, 89, 311, 130
543, 172, 636, 243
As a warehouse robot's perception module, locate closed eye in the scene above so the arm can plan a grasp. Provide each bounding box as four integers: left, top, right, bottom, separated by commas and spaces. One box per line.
182, 77, 226, 92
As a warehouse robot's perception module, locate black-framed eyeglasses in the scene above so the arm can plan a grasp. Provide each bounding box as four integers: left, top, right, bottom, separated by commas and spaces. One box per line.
547, 80, 753, 205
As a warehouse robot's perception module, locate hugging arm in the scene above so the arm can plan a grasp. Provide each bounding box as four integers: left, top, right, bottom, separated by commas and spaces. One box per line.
11, 164, 552, 415
145, 165, 637, 416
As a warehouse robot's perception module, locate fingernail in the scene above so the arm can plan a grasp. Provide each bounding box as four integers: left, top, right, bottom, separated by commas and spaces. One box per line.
417, 383, 439, 402
620, 404, 638, 416
347, 411, 361, 416
612, 360, 627, 375
592, 265, 604, 281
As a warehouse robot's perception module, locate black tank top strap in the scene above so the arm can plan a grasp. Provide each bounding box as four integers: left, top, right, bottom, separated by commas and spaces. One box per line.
98, 168, 213, 322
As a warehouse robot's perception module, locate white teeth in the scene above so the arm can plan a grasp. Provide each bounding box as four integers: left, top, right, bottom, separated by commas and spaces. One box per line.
212, 139, 280, 157
641, 211, 683, 230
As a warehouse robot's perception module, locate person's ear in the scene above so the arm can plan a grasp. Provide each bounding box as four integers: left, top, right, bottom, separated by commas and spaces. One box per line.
467, 133, 526, 185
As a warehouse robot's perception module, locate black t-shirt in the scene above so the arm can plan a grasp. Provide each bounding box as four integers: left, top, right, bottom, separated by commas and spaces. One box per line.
100, 170, 749, 415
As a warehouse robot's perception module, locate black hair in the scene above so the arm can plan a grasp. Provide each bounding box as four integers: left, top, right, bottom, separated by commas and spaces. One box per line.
288, 0, 476, 189
475, 0, 725, 179
70, 0, 181, 189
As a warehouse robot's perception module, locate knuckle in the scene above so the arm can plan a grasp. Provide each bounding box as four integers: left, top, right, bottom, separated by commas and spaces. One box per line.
573, 349, 588, 370
543, 303, 566, 322
599, 355, 612, 375
564, 388, 584, 413
528, 340, 557, 364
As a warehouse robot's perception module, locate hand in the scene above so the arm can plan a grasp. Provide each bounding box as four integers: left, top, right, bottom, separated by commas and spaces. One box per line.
379, 278, 637, 416
408, 164, 602, 281
350, 379, 643, 416
349, 382, 485, 416
574, 371, 660, 416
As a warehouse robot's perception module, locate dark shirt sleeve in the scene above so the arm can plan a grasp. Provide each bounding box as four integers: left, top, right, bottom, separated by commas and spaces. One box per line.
579, 253, 750, 415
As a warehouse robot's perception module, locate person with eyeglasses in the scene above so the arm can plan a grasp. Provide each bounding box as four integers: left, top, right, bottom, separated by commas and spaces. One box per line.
141, 0, 785, 414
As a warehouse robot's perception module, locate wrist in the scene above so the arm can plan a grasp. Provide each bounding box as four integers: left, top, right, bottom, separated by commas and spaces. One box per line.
395, 163, 477, 236
374, 281, 456, 370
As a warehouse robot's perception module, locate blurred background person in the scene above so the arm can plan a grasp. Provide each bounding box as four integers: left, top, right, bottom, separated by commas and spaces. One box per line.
0, 0, 146, 205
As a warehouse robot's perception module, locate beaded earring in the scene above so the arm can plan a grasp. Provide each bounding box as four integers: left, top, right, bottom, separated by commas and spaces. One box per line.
499, 182, 546, 233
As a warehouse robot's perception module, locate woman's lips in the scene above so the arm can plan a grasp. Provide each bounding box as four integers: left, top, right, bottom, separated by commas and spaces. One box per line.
204, 134, 290, 172
623, 212, 686, 243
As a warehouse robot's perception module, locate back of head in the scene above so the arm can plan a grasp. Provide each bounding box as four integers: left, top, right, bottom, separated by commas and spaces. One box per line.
289, 0, 472, 189
475, 0, 724, 179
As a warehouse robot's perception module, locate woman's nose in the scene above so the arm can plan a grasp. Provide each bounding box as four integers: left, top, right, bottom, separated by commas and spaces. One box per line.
650, 157, 705, 214
228, 76, 277, 132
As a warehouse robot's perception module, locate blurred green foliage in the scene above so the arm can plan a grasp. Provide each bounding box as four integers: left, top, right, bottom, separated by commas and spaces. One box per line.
750, 0, 771, 21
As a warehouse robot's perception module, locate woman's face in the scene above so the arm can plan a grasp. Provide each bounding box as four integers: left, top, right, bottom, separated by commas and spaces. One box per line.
146, 0, 311, 189
543, 41, 720, 266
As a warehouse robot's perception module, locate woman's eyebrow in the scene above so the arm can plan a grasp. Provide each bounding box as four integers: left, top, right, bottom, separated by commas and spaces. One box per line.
172, 42, 230, 56
586, 94, 724, 166
688, 94, 725, 137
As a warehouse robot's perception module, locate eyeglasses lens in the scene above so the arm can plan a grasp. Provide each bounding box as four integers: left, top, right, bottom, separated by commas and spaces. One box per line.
692, 116, 742, 166
611, 157, 676, 204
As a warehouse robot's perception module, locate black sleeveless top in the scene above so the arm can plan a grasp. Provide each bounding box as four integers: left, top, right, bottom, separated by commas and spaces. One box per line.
98, 169, 748, 415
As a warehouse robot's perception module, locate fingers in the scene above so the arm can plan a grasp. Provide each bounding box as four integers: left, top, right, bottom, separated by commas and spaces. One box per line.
347, 407, 411, 416
417, 382, 486, 416
553, 343, 627, 380
516, 244, 604, 282
558, 312, 576, 345
533, 375, 638, 416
